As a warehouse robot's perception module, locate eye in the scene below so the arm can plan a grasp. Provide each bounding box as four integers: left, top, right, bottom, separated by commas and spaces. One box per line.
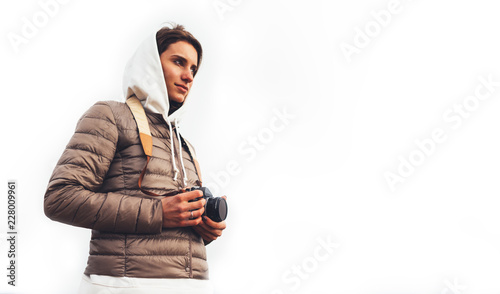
174, 60, 182, 66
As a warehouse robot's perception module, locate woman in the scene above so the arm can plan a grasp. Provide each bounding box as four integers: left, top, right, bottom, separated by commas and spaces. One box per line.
44, 24, 227, 294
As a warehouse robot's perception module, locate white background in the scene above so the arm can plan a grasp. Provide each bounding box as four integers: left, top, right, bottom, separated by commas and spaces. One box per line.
1, 0, 500, 293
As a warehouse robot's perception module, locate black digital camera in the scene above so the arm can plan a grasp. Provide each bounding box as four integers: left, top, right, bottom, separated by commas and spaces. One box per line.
187, 186, 227, 222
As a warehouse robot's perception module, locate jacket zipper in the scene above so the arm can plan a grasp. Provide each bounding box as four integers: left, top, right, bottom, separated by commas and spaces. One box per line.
188, 236, 193, 278
173, 128, 193, 277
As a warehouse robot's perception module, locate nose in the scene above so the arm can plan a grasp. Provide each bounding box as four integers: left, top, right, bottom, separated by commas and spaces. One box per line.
181, 68, 194, 84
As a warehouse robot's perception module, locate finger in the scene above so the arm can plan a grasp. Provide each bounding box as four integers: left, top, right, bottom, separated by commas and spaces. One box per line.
198, 220, 223, 238
195, 224, 219, 240
201, 232, 216, 242
202, 216, 227, 230
222, 195, 227, 200
182, 206, 205, 220
178, 217, 203, 227
193, 226, 214, 242
163, 216, 202, 228
179, 189, 204, 201
184, 198, 206, 211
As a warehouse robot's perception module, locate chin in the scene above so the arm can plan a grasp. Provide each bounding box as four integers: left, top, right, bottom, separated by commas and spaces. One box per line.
167, 93, 183, 102
170, 96, 185, 104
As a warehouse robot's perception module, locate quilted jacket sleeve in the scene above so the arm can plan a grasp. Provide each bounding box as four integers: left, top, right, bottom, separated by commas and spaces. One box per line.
44, 101, 163, 234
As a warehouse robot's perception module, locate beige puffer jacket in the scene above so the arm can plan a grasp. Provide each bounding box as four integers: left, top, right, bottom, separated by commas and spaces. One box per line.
44, 100, 208, 279
44, 26, 213, 279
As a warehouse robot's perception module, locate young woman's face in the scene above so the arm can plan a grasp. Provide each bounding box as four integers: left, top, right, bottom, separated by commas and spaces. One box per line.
160, 41, 198, 104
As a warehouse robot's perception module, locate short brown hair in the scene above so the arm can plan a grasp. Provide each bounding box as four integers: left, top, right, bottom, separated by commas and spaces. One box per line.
156, 24, 203, 76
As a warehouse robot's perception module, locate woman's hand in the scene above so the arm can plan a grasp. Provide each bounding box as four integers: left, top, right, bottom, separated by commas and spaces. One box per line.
161, 190, 206, 228
192, 196, 227, 243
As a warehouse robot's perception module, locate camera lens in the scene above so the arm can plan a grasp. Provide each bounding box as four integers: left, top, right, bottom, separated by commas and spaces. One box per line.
187, 186, 228, 222
206, 197, 228, 222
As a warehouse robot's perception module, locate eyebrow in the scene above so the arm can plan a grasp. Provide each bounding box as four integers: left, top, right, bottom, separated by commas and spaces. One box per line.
171, 54, 198, 72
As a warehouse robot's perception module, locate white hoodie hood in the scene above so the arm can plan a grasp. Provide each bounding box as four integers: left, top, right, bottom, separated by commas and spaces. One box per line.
122, 27, 191, 186
122, 27, 190, 123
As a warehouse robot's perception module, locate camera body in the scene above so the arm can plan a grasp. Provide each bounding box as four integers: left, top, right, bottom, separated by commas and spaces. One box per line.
186, 186, 227, 222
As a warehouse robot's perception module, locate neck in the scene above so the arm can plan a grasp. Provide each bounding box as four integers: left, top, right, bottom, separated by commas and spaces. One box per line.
168, 100, 183, 116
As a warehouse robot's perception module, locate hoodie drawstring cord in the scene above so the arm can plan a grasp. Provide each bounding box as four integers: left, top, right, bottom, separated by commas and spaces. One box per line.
166, 118, 180, 183
175, 119, 189, 187
166, 117, 189, 188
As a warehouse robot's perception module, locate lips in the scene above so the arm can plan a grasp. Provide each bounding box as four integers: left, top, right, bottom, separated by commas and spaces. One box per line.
175, 83, 188, 93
